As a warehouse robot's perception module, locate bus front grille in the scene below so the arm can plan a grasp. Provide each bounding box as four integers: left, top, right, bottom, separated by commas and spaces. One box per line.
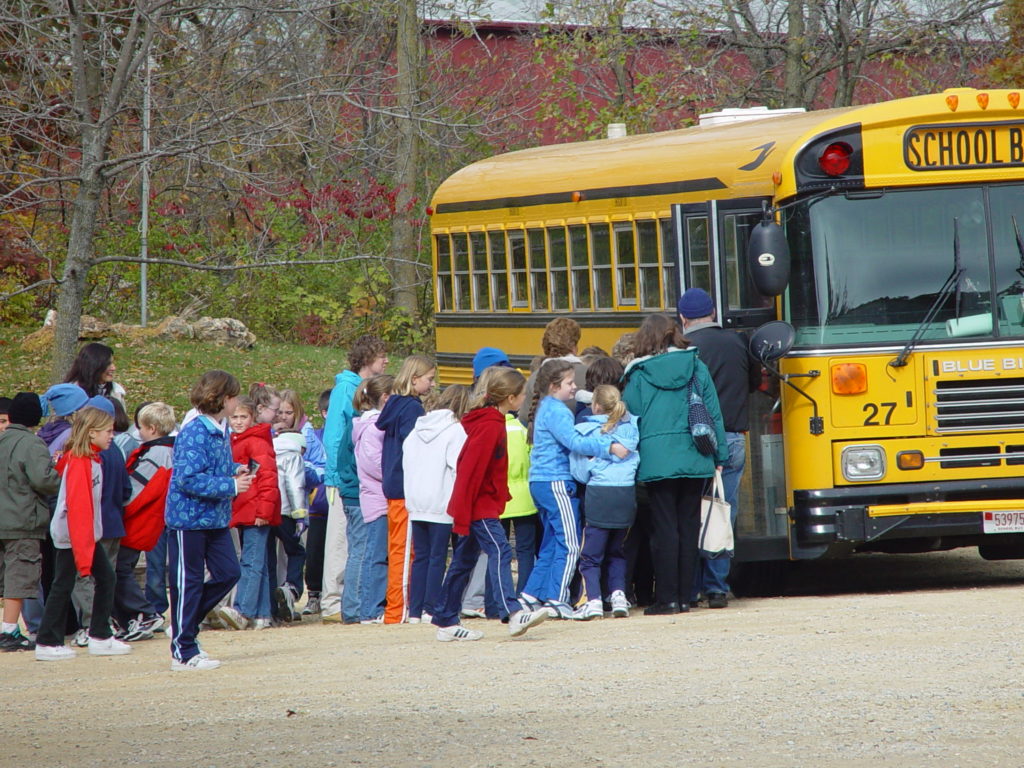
934, 377, 1024, 433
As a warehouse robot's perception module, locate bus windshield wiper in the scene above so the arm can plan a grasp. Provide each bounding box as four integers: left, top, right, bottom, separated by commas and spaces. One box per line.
1013, 215, 1024, 280
891, 218, 963, 368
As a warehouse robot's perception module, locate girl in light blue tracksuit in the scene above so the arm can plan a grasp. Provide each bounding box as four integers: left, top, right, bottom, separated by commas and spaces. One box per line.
521, 360, 621, 618
569, 385, 639, 620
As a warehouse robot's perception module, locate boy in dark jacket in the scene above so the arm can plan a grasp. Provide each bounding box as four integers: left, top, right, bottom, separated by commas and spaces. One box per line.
0, 393, 60, 651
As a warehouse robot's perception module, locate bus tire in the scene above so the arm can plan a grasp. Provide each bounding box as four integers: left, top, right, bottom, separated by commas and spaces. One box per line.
730, 560, 789, 598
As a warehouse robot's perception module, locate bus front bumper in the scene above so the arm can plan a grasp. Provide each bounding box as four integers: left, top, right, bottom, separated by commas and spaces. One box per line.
791, 477, 1024, 557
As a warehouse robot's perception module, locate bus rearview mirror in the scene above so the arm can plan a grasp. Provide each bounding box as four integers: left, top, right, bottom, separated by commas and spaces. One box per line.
747, 221, 790, 297
749, 320, 795, 363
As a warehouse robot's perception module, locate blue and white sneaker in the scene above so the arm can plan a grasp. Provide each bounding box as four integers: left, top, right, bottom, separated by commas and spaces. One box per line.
543, 600, 574, 620
609, 590, 631, 618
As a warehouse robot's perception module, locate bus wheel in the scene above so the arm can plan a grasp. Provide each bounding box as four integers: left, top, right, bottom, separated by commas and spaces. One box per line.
978, 543, 1024, 561
730, 560, 789, 598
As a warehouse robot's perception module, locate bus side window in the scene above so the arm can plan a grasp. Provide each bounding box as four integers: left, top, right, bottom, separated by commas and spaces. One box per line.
548, 226, 570, 310
638, 219, 661, 309
488, 231, 509, 311
528, 228, 549, 310
591, 223, 613, 309
470, 231, 490, 311
508, 230, 529, 308
436, 234, 453, 312
614, 222, 638, 307
452, 232, 471, 311
570, 224, 592, 309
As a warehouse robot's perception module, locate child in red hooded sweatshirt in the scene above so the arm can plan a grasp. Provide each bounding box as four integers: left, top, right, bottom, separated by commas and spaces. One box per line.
430, 367, 549, 643
219, 397, 280, 630
36, 406, 132, 660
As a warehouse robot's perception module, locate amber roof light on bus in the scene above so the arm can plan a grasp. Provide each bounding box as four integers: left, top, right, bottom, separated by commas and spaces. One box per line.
1010, 92, 1020, 109
819, 142, 853, 177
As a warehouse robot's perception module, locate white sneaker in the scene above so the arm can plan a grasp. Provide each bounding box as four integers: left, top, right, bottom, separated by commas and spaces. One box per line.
406, 616, 421, 624
610, 590, 630, 618
216, 605, 248, 631
459, 607, 486, 619
436, 624, 483, 642
35, 644, 76, 661
72, 628, 89, 647
359, 616, 383, 625
252, 618, 272, 630
509, 608, 548, 637
517, 593, 542, 612
572, 599, 604, 621
542, 600, 574, 620
170, 655, 222, 671
88, 636, 133, 656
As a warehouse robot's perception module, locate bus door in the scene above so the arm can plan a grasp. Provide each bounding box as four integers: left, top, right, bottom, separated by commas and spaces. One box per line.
672, 199, 789, 559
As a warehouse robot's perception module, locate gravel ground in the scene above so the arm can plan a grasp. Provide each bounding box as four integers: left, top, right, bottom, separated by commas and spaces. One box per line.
4, 549, 1023, 768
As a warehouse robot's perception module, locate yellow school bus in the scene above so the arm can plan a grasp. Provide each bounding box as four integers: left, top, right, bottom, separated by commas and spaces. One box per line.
428, 89, 1024, 583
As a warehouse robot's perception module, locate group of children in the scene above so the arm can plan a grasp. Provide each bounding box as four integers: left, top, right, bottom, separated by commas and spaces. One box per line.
0, 330, 647, 668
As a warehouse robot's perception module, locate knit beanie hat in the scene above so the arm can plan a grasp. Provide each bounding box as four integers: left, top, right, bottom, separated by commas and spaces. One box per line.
472, 347, 512, 379
9, 392, 44, 428
677, 287, 715, 319
85, 395, 115, 415
42, 383, 89, 417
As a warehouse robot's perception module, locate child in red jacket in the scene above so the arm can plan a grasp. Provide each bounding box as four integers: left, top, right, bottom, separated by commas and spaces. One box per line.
221, 398, 280, 630
430, 367, 548, 642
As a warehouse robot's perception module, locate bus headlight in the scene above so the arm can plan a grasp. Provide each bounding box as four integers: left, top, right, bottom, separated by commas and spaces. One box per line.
841, 445, 886, 481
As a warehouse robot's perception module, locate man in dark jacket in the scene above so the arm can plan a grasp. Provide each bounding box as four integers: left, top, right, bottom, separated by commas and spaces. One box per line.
678, 288, 761, 609
0, 393, 60, 650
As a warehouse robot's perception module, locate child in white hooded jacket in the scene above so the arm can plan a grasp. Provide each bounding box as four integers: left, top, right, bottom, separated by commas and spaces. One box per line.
402, 385, 470, 623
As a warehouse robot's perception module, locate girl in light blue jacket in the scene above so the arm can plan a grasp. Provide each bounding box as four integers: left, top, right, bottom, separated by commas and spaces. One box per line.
521, 360, 625, 618
569, 385, 639, 620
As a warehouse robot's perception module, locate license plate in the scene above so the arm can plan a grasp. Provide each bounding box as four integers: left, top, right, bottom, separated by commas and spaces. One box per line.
982, 510, 1024, 534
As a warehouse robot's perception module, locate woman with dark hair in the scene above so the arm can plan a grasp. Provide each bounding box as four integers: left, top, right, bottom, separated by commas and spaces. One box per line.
622, 314, 728, 616
65, 343, 125, 402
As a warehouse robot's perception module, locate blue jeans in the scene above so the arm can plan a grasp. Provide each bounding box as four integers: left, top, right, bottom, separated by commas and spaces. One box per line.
342, 503, 367, 623
235, 525, 271, 619
409, 520, 452, 618
145, 530, 169, 616
432, 518, 519, 627
358, 516, 388, 621
693, 432, 745, 598
267, 516, 306, 600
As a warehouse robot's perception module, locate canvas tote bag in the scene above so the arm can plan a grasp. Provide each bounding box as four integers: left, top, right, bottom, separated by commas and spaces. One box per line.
699, 469, 734, 559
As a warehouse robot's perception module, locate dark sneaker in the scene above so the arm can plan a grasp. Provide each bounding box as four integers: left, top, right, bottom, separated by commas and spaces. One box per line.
707, 592, 729, 609
274, 585, 296, 623
0, 630, 35, 652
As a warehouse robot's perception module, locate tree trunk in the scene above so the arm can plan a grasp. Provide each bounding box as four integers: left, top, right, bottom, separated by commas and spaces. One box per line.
51, 170, 103, 383
783, 0, 807, 107
388, 0, 421, 319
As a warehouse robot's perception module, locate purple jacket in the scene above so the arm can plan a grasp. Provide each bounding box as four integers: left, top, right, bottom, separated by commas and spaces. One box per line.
353, 410, 387, 523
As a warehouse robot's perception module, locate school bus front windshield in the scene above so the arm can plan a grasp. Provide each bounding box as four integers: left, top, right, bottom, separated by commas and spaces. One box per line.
785, 183, 1024, 347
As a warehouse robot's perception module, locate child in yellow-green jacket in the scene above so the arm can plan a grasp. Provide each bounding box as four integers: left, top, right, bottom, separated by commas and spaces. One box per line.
501, 413, 539, 594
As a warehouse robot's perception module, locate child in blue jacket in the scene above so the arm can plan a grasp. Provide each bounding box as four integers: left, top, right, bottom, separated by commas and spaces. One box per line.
569, 385, 639, 620
521, 359, 627, 618
166, 371, 252, 671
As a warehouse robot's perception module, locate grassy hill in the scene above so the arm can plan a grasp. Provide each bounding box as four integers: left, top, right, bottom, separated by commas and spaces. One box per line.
0, 326, 348, 426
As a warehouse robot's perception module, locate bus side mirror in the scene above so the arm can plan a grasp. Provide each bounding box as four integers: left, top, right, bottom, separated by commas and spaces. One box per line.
749, 320, 795, 363
747, 220, 790, 297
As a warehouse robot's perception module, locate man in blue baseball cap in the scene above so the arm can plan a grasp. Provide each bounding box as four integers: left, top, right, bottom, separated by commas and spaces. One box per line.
677, 287, 760, 610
